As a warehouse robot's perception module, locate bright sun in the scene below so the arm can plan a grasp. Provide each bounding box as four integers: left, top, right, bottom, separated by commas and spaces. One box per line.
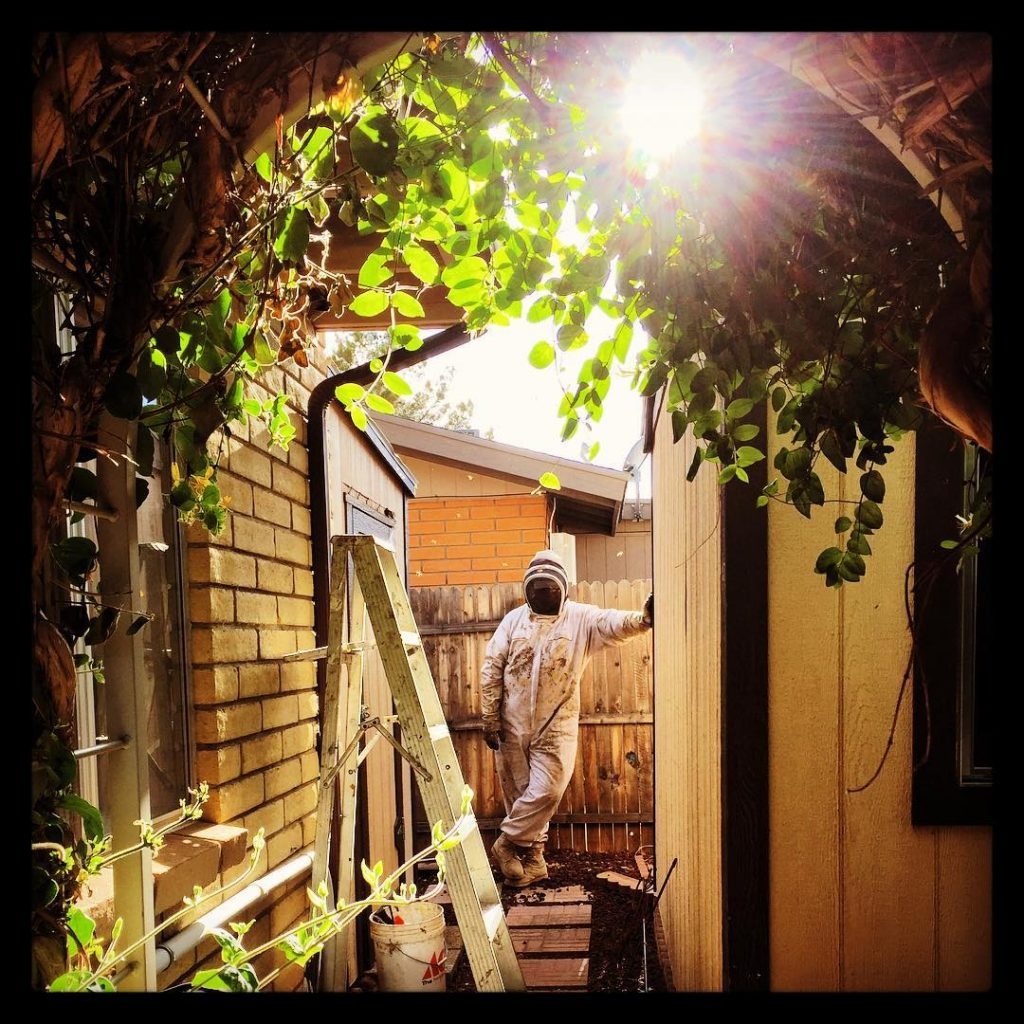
620, 51, 705, 173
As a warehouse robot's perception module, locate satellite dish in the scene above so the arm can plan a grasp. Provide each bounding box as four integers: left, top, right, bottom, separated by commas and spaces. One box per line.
622, 438, 646, 474
622, 439, 647, 522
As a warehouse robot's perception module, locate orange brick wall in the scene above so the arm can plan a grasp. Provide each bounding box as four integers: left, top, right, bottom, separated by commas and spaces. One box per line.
409, 494, 549, 586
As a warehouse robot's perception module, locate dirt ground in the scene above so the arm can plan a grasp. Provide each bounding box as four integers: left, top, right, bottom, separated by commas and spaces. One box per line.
446, 847, 668, 993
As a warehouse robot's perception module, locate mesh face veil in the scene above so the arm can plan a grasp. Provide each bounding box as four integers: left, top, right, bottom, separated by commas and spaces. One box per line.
523, 550, 568, 615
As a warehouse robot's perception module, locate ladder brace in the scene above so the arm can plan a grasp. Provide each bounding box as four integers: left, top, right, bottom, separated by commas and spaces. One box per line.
321, 715, 432, 791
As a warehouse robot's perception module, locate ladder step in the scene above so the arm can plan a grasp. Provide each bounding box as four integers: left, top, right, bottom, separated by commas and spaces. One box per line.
283, 642, 373, 663
482, 901, 505, 943
282, 646, 327, 662
400, 631, 422, 650
428, 723, 450, 743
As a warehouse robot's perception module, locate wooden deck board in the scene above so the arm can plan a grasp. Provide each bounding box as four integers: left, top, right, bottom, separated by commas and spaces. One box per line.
508, 884, 591, 904
506, 903, 592, 928
520, 957, 589, 989
511, 927, 590, 954
597, 870, 645, 890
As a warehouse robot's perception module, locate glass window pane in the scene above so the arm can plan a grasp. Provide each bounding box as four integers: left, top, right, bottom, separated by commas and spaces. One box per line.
136, 442, 189, 818
959, 447, 993, 784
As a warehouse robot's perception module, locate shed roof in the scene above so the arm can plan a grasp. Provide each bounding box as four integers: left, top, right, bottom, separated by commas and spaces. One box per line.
373, 412, 630, 536
362, 413, 418, 495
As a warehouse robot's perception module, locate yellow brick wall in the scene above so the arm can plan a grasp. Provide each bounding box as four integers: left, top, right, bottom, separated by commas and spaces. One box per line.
408, 494, 549, 586
174, 353, 331, 992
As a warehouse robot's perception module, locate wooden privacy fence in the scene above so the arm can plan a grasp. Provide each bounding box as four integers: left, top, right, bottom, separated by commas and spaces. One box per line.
409, 579, 653, 854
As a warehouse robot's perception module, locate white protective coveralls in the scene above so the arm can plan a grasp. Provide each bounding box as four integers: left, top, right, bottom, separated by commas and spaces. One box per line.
481, 598, 649, 846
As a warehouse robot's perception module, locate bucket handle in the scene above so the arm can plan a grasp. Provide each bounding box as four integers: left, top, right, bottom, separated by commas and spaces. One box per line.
392, 944, 446, 968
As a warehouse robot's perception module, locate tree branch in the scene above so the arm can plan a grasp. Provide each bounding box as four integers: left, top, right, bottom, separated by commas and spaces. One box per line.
139, 344, 247, 423
37, 428, 134, 465
32, 246, 89, 294
167, 55, 234, 144
481, 33, 552, 128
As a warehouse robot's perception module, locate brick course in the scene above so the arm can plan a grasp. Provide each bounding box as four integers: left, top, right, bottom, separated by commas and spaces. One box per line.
192, 665, 239, 704
241, 732, 284, 774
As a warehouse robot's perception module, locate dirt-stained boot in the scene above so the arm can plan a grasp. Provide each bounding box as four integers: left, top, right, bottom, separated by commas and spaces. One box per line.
490, 833, 525, 882
507, 843, 548, 888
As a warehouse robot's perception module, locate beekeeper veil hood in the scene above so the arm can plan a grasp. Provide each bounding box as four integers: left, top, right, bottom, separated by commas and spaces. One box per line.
523, 549, 568, 615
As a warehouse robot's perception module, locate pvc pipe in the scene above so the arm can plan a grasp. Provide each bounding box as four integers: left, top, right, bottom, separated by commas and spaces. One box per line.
73, 735, 130, 760
154, 851, 314, 975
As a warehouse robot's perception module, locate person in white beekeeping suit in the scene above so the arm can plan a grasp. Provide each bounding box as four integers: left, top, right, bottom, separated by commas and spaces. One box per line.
481, 549, 653, 886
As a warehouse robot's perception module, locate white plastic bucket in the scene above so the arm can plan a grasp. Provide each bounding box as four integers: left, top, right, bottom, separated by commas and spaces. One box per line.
369, 901, 447, 992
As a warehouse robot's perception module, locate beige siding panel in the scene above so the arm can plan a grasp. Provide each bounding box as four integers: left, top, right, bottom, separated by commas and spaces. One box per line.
767, 419, 843, 991
653, 401, 722, 991
937, 827, 992, 991
576, 534, 605, 583
767, 421, 991, 990
399, 454, 523, 497
625, 528, 652, 582
841, 437, 937, 990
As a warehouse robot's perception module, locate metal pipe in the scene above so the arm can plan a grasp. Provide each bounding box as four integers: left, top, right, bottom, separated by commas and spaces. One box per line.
73, 735, 130, 760
63, 498, 120, 522
154, 851, 314, 976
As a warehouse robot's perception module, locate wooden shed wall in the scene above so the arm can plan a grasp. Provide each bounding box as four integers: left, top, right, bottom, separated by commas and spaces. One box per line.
324, 408, 408, 878
766, 422, 992, 991
652, 403, 723, 991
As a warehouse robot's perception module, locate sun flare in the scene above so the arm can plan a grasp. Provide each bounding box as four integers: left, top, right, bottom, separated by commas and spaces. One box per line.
620, 52, 706, 169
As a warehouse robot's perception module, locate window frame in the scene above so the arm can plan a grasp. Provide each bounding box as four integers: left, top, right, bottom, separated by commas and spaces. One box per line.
50, 295, 195, 987
55, 296, 194, 830
133, 437, 195, 825
911, 420, 993, 827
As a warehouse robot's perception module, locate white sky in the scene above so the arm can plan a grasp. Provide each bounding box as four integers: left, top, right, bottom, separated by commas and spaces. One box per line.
411, 314, 653, 499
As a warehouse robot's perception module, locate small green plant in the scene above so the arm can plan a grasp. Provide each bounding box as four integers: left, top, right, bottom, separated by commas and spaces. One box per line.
33, 780, 211, 986
39, 783, 212, 992
49, 785, 476, 993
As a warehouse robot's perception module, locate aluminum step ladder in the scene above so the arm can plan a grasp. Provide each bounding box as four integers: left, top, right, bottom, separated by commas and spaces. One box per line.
305, 534, 525, 993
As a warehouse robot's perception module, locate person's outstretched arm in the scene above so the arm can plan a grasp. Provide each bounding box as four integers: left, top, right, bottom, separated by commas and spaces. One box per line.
584, 591, 653, 650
